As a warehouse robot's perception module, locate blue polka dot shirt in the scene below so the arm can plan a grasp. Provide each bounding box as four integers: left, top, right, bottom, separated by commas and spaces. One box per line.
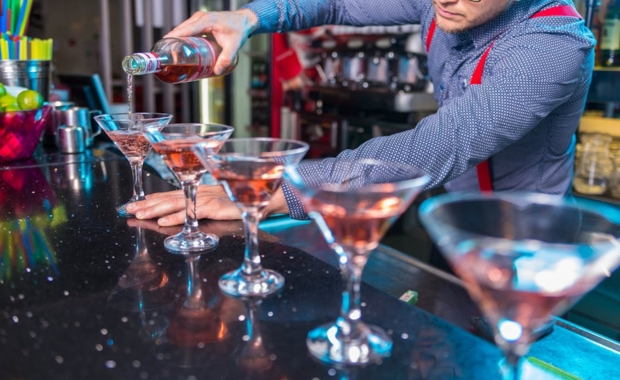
243, 0, 596, 220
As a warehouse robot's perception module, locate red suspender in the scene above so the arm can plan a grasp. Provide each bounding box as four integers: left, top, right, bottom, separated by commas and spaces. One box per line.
470, 43, 494, 86
472, 44, 495, 192
530, 5, 582, 19
425, 19, 436, 54
425, 5, 582, 192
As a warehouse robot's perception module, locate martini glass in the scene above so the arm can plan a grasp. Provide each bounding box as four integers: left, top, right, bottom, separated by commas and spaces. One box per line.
418, 192, 620, 379
94, 113, 172, 217
283, 159, 430, 365
192, 138, 309, 297
142, 123, 234, 254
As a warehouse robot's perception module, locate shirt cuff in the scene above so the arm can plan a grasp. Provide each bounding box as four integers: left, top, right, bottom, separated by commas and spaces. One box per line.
240, 1, 280, 34
281, 181, 310, 220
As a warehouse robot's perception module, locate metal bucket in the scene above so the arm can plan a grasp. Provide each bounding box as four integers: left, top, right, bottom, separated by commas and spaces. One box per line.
0, 60, 52, 100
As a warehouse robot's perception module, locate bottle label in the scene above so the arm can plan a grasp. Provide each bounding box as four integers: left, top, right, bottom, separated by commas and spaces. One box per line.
135, 53, 162, 74
602, 19, 620, 50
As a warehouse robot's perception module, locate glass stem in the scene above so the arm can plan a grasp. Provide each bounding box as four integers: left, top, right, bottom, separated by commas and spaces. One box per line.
338, 253, 367, 335
240, 210, 263, 278
501, 351, 523, 380
182, 181, 200, 236
130, 160, 145, 201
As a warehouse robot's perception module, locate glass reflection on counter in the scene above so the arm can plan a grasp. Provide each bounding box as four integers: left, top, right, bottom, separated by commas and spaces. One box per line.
107, 227, 176, 312
44, 150, 108, 192
0, 164, 66, 280
408, 323, 462, 380
153, 254, 241, 368
238, 298, 271, 373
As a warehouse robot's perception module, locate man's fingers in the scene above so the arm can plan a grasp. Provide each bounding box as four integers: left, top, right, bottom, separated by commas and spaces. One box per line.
135, 197, 186, 220
214, 45, 238, 75
125, 192, 181, 214
158, 211, 187, 226
164, 11, 213, 38
144, 190, 183, 200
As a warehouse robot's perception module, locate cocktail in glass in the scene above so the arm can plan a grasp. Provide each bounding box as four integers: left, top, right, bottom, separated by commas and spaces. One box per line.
94, 113, 172, 217
418, 192, 620, 379
192, 138, 309, 297
283, 159, 430, 365
143, 123, 234, 254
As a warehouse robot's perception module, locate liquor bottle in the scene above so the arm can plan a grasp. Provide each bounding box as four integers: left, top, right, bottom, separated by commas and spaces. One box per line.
601, 1, 620, 67
122, 36, 239, 84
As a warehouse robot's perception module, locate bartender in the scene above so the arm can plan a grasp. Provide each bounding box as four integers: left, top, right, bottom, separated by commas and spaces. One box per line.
127, 0, 595, 224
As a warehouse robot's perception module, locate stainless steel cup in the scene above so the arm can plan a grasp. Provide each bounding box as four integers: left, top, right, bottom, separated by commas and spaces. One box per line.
42, 101, 75, 146
62, 107, 102, 147
56, 125, 86, 154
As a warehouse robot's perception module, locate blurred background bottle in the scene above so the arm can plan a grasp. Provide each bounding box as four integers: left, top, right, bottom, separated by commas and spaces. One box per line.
601, 0, 620, 67
122, 36, 238, 84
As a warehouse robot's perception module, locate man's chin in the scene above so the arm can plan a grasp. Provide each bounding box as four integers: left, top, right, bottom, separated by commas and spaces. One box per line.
436, 19, 469, 34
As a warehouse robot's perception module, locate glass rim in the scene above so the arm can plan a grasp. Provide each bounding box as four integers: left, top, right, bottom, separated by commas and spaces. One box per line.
150, 123, 235, 139
284, 158, 430, 193
418, 191, 620, 246
198, 137, 310, 158
93, 112, 173, 122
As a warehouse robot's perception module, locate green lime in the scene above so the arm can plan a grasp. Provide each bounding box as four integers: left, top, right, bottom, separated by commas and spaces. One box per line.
0, 83, 6, 98
0, 94, 17, 109
17, 90, 44, 111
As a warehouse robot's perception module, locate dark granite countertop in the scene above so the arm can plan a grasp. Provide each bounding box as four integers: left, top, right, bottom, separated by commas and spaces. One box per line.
0, 146, 619, 379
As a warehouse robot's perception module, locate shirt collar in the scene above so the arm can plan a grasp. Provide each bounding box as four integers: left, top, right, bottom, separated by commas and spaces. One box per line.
446, 0, 562, 51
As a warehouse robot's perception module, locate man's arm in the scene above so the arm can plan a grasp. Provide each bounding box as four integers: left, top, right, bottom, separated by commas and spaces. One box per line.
241, 0, 428, 34
282, 23, 595, 218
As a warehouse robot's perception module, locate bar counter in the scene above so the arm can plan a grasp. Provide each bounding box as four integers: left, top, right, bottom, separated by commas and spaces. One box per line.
1, 144, 619, 380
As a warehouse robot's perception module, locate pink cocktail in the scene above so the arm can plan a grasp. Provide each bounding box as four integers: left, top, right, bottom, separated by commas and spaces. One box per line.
94, 113, 172, 217
284, 159, 429, 365
143, 123, 233, 254
193, 138, 309, 297
419, 192, 620, 379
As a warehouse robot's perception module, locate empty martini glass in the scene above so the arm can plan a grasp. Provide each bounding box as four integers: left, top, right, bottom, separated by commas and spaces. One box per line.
142, 123, 234, 254
94, 113, 172, 217
284, 159, 430, 365
418, 192, 620, 379
192, 138, 309, 297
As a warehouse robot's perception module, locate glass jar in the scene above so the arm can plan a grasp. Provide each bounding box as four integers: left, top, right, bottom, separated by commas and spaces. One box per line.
573, 133, 615, 195
610, 155, 620, 199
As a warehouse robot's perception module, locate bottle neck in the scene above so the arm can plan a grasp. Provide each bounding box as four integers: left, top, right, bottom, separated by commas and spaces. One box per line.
122, 53, 165, 75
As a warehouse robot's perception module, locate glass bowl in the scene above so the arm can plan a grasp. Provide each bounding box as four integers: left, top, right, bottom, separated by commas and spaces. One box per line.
0, 105, 51, 164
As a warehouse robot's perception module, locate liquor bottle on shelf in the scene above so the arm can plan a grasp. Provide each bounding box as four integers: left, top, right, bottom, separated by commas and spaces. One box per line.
601, 0, 620, 67
122, 36, 239, 84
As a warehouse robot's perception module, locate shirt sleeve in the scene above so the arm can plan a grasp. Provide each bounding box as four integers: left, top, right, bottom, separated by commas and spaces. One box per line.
241, 0, 426, 34
283, 27, 594, 219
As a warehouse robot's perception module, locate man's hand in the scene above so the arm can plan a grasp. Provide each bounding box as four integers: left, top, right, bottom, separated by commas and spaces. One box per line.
126, 185, 241, 226
164, 9, 258, 75
125, 184, 289, 226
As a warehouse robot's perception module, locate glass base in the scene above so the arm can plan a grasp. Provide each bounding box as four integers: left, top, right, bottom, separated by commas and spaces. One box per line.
218, 268, 284, 297
164, 231, 219, 254
306, 320, 392, 365
117, 201, 137, 218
